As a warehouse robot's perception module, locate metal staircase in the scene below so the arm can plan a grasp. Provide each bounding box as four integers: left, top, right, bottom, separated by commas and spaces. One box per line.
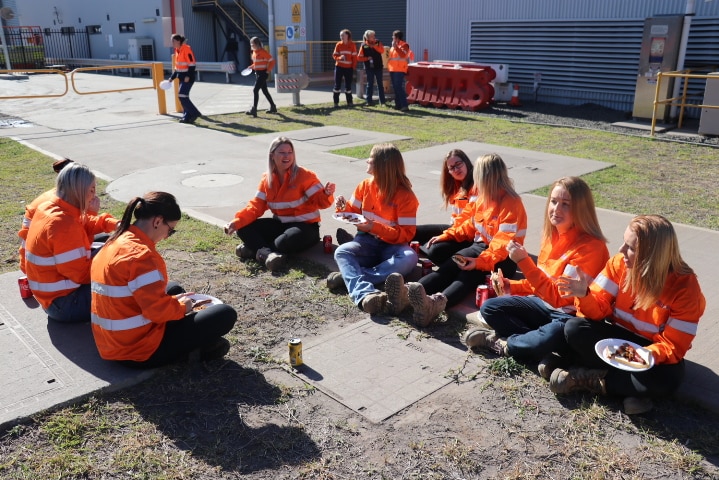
193, 0, 268, 45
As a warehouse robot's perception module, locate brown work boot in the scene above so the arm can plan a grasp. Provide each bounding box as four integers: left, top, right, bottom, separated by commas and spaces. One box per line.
326, 272, 345, 290
549, 367, 607, 395
463, 328, 508, 356
407, 282, 447, 327
537, 352, 565, 380
385, 273, 409, 315
360, 292, 387, 314
235, 244, 255, 259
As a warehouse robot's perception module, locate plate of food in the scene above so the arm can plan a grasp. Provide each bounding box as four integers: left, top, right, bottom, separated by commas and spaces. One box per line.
159, 80, 172, 90
490, 268, 506, 296
187, 293, 223, 312
333, 212, 367, 225
241, 67, 253, 76
595, 338, 654, 372
451, 254, 469, 267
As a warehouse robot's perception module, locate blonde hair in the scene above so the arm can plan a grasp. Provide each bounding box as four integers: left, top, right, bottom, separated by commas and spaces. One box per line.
250, 36, 262, 48
56, 163, 95, 216
440, 149, 474, 208
363, 30, 375, 42
542, 177, 607, 243
369, 143, 412, 202
473, 153, 518, 205
266, 137, 297, 188
625, 215, 693, 310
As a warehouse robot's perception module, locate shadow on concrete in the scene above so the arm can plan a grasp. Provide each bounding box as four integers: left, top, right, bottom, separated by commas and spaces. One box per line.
122, 360, 320, 474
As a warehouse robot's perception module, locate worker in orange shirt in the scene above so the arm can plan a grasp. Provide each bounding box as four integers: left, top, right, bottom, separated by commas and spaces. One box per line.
387, 30, 411, 112
332, 29, 358, 107
245, 36, 277, 117
356, 30, 386, 106
169, 34, 201, 124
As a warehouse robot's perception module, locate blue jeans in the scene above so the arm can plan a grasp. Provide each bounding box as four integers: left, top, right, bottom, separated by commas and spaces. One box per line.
334, 232, 417, 306
365, 68, 385, 104
480, 295, 574, 361
390, 71, 408, 109
45, 283, 91, 323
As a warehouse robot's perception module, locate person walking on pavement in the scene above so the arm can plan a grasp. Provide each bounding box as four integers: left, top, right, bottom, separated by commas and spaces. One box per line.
246, 37, 277, 117
332, 29, 357, 107
388, 30, 411, 112
169, 34, 201, 124
357, 30, 386, 107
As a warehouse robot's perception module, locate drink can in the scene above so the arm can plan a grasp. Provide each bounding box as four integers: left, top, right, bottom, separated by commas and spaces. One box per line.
323, 235, 333, 253
288, 338, 303, 367
476, 285, 489, 308
486, 274, 496, 298
18, 276, 33, 299
410, 241, 420, 254
421, 258, 434, 277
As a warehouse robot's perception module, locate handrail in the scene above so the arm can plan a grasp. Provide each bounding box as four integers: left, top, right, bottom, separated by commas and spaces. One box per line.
193, 0, 268, 39
0, 69, 68, 99
651, 70, 719, 136
70, 64, 157, 95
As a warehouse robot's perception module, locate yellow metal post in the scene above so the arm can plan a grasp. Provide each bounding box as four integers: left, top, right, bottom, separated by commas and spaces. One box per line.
278, 45, 288, 74
153, 62, 167, 114
171, 53, 183, 113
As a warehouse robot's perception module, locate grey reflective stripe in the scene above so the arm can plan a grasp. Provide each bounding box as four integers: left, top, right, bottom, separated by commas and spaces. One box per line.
22, 217, 31, 228
666, 317, 698, 335
349, 196, 361, 209
28, 278, 80, 292
91, 313, 152, 331
256, 190, 267, 201
499, 223, 517, 233
451, 205, 462, 216
276, 211, 320, 222
515, 228, 527, 238
26, 246, 88, 267
269, 197, 307, 209
614, 308, 661, 334
305, 183, 323, 197
474, 223, 490, 243
364, 211, 395, 226
397, 216, 416, 226
92, 281, 132, 298
593, 273, 619, 297
128, 269, 165, 292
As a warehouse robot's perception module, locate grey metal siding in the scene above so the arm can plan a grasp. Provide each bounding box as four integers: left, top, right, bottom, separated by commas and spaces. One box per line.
322, 0, 405, 44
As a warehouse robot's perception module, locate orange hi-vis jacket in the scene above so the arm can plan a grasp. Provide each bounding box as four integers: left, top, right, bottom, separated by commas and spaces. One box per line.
333, 40, 357, 69
510, 227, 610, 311
343, 178, 419, 245
435, 190, 527, 271
229, 166, 333, 231
24, 196, 118, 309
448, 186, 478, 226
91, 225, 186, 361
357, 41, 384, 69
174, 44, 196, 73
251, 47, 275, 72
18, 188, 100, 274
387, 39, 410, 73
576, 253, 706, 365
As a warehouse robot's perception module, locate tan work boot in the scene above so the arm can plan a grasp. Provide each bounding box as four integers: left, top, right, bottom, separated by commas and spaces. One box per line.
326, 272, 345, 290
549, 367, 607, 395
265, 252, 285, 272
385, 273, 409, 315
463, 328, 508, 356
407, 282, 447, 327
537, 353, 564, 380
361, 292, 387, 314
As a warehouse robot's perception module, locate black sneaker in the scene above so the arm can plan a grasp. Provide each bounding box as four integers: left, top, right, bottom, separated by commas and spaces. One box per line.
266, 106, 278, 113
336, 228, 354, 245
200, 337, 231, 361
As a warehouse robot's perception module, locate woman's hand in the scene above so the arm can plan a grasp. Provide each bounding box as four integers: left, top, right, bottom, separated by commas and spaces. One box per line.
458, 256, 477, 271
507, 239, 528, 263
223, 222, 237, 236
324, 182, 336, 196
335, 195, 346, 211
557, 266, 589, 298
427, 235, 441, 246
176, 293, 194, 314
356, 219, 373, 233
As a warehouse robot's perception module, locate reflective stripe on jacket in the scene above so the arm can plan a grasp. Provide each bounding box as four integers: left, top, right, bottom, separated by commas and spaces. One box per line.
251, 48, 275, 72
449, 186, 478, 226
174, 44, 196, 72
387, 40, 410, 73
576, 253, 705, 365
25, 195, 118, 308
333, 41, 357, 69
343, 178, 419, 245
230, 166, 333, 230
91, 225, 186, 361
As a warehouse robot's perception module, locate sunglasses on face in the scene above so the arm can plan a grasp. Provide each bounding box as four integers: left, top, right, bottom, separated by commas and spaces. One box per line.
163, 220, 177, 237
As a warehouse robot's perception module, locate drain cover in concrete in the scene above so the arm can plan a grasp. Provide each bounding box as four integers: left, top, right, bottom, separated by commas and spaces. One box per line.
286, 319, 473, 423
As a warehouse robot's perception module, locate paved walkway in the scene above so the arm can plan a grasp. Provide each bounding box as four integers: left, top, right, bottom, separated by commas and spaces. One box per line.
0, 73, 717, 427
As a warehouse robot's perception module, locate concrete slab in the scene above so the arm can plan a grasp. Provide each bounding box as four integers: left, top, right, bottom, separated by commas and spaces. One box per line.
283, 318, 480, 423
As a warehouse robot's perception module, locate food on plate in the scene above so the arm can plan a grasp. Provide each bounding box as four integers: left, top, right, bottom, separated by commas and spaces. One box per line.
336, 213, 364, 224
451, 254, 468, 267
490, 268, 505, 296
192, 298, 213, 311
604, 342, 650, 369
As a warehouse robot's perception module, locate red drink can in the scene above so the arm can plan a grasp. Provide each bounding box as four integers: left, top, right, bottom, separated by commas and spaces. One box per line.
476, 285, 489, 307
323, 235, 332, 253
18, 276, 33, 299
421, 258, 434, 276
410, 241, 420, 254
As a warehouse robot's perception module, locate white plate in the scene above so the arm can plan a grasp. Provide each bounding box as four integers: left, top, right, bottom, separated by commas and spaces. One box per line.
159, 80, 172, 90
241, 67, 253, 76
91, 242, 104, 249
595, 338, 654, 372
333, 212, 367, 225
187, 293, 223, 312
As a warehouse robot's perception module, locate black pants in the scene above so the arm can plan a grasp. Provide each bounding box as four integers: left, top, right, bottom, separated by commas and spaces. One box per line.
564, 317, 685, 398
418, 242, 517, 308
413, 224, 473, 265
333, 66, 353, 94
252, 70, 275, 110
237, 218, 320, 253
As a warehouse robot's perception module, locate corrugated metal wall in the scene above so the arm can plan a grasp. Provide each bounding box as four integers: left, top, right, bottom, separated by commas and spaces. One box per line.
322, 0, 405, 45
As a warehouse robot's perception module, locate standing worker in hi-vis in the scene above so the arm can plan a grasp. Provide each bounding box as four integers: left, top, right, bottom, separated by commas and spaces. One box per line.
169, 34, 202, 124
388, 30, 411, 112
246, 37, 277, 117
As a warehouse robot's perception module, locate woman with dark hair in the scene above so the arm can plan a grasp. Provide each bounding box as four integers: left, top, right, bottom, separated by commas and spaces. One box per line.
332, 29, 357, 107
169, 34, 201, 124
414, 148, 476, 264
24, 163, 117, 323
327, 143, 419, 314
224, 137, 336, 271
91, 192, 237, 367
550, 215, 705, 415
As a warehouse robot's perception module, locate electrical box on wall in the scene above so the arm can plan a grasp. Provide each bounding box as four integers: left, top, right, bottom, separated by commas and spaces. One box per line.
127, 37, 154, 74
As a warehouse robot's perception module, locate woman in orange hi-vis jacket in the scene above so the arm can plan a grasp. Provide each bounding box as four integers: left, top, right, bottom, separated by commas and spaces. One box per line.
332, 29, 357, 107
328, 143, 419, 315
394, 153, 527, 327
465, 177, 609, 372
24, 163, 118, 323
387, 29, 411, 111
551, 214, 705, 415
169, 34, 201, 124
91, 192, 237, 367
245, 36, 277, 117
224, 137, 336, 272
356, 30, 386, 106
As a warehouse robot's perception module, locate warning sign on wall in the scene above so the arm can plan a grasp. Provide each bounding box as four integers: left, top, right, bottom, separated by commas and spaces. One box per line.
291, 3, 301, 23
274, 26, 286, 40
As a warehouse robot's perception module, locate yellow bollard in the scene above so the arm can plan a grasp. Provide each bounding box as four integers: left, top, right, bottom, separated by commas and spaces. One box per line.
152, 62, 167, 115
171, 53, 183, 113
278, 45, 288, 75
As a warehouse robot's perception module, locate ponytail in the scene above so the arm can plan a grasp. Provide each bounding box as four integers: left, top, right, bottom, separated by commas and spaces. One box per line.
107, 192, 181, 243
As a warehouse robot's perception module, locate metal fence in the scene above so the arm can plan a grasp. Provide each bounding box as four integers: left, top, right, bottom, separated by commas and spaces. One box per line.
0, 26, 91, 68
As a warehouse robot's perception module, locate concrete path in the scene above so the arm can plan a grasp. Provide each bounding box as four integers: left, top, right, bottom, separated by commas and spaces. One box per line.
1, 73, 717, 427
